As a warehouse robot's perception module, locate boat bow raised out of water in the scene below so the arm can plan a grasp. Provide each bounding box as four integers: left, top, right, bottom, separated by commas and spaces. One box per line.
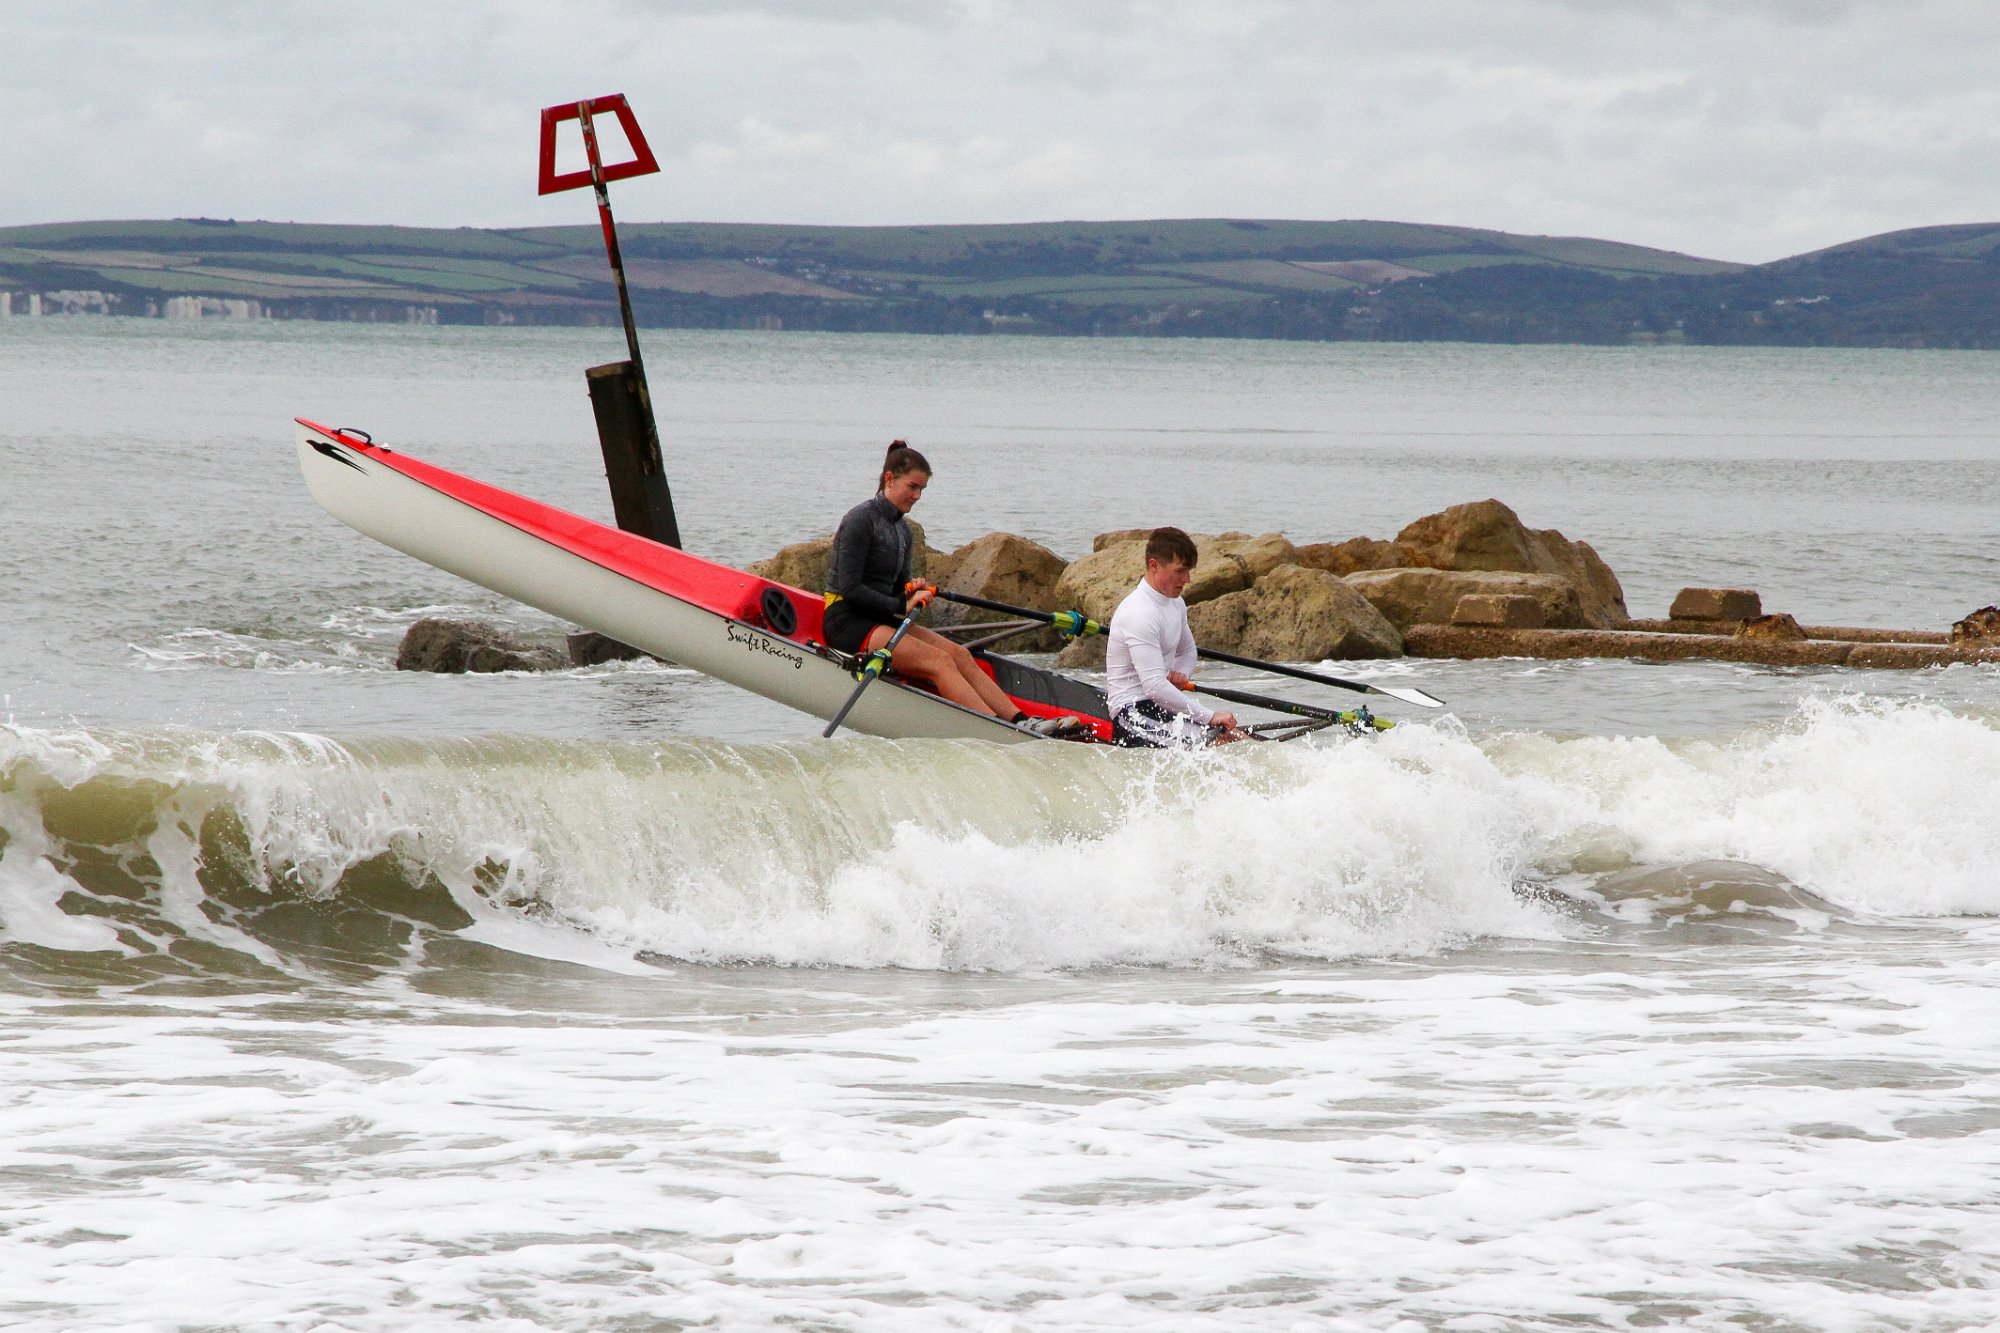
294, 419, 1113, 743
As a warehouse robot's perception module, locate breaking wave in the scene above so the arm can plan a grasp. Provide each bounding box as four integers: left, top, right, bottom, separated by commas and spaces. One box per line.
2, 696, 1996, 985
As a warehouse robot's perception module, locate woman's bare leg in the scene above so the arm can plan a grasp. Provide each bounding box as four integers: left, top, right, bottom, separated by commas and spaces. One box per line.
906, 626, 1023, 716
864, 625, 1018, 718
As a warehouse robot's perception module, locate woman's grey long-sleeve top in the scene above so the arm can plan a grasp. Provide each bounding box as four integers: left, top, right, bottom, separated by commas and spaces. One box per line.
826, 494, 914, 625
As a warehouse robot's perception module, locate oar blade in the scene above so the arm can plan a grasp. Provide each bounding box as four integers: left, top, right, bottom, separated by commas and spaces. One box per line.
1367, 682, 1447, 709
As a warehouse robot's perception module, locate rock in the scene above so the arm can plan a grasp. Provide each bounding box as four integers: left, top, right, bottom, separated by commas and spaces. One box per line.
1737, 612, 1807, 642
1055, 634, 1107, 670
1671, 587, 1763, 621
1394, 499, 1628, 628
1565, 542, 1629, 628
1201, 564, 1403, 660
1397, 499, 1538, 572
566, 630, 658, 666
1344, 568, 1586, 631
1050, 530, 1287, 632
905, 518, 940, 587
1204, 531, 1300, 583
1051, 540, 1148, 630
933, 532, 1069, 651
1186, 595, 1251, 653
1950, 605, 2000, 646
747, 536, 834, 593
1093, 528, 1153, 552
1076, 564, 1401, 664
396, 618, 565, 673
1453, 593, 1545, 628
1294, 537, 1407, 577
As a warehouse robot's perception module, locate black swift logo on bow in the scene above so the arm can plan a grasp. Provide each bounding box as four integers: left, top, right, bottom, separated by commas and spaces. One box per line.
310, 440, 367, 473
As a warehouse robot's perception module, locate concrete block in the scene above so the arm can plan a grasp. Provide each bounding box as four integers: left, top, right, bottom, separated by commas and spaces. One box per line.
1670, 587, 1762, 621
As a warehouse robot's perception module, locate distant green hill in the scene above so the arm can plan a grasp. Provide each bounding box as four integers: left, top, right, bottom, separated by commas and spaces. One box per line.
3, 215, 1996, 347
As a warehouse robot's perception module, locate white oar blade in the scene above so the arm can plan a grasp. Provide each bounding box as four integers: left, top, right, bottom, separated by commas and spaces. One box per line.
1369, 683, 1447, 709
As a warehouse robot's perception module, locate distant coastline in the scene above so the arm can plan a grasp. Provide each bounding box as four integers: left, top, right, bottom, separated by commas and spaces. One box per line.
4, 215, 1997, 348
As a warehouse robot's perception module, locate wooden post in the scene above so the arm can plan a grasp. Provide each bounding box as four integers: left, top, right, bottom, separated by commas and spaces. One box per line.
586, 359, 681, 548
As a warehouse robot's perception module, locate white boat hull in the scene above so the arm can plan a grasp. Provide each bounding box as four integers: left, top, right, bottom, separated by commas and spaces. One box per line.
295, 422, 1046, 743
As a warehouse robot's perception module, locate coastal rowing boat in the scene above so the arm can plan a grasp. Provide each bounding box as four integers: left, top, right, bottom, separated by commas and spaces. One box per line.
294, 419, 1115, 743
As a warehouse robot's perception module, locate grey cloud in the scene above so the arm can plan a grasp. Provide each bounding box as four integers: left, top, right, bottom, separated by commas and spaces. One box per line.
4, 0, 1999, 261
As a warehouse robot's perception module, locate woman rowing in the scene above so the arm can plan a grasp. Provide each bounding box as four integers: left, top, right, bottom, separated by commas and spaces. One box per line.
825, 441, 1074, 735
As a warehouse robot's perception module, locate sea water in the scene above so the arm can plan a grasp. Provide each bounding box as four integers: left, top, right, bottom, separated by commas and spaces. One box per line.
3, 319, 2000, 1330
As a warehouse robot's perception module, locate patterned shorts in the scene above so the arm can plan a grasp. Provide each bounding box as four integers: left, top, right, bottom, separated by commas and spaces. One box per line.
1111, 700, 1214, 750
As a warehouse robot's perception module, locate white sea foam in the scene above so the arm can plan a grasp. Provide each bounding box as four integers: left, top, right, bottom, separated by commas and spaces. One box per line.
4, 698, 1998, 975
1, 937, 1996, 1331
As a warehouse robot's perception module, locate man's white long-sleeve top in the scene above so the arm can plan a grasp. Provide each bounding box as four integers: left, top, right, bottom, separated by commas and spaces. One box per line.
1105, 579, 1214, 725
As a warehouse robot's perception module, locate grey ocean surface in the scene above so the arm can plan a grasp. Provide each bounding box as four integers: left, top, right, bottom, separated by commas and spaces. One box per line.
3, 318, 1999, 1331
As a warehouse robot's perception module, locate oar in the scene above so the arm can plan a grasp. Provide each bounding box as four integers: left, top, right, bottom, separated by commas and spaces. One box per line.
934, 590, 1101, 640
935, 588, 1445, 709
1192, 681, 1393, 731
1195, 645, 1445, 709
823, 604, 924, 738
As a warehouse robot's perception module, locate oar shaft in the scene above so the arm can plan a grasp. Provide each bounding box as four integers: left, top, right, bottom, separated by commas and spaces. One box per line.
1193, 682, 1346, 722
1195, 645, 1370, 695
1193, 682, 1390, 730
937, 589, 1034, 619
823, 607, 922, 738
934, 590, 1101, 639
1195, 645, 1443, 708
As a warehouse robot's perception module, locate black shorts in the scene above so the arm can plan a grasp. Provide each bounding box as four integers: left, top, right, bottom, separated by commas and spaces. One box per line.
822, 599, 892, 655
1112, 700, 1214, 749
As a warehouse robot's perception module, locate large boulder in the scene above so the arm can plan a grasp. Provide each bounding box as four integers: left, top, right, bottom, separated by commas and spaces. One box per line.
1344, 569, 1586, 631
1190, 564, 1403, 660
1294, 537, 1408, 577
933, 531, 1069, 651
1394, 499, 1627, 627
1206, 531, 1301, 582
747, 536, 834, 592
905, 519, 946, 588
1397, 499, 1538, 572
396, 618, 565, 673
1092, 527, 1153, 552
1051, 540, 1148, 633
1051, 530, 1298, 629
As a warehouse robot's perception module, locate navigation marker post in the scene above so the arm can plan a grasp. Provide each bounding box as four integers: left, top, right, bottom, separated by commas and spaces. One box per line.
538, 94, 681, 548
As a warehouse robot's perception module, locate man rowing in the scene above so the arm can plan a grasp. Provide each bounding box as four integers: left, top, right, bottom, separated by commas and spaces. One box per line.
1105, 527, 1246, 748
826, 441, 1078, 736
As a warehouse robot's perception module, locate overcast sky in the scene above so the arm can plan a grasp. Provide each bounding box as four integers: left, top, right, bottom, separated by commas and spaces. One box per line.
5, 0, 1997, 263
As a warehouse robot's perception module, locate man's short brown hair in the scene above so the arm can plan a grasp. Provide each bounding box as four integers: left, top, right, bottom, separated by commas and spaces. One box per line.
1145, 526, 1198, 568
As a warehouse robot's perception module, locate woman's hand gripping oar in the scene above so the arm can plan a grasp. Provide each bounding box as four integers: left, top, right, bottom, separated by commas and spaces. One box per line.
823, 583, 933, 738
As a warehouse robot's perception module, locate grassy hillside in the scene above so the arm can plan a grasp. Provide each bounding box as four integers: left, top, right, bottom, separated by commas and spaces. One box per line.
0, 215, 1736, 327
4, 215, 1997, 347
